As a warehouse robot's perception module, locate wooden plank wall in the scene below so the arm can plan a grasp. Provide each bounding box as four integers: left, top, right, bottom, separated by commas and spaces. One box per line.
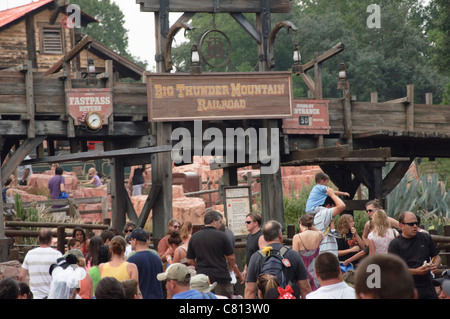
0, 70, 449, 135
415, 104, 450, 134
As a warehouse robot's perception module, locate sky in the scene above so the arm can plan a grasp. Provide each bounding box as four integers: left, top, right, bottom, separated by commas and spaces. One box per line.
0, 0, 184, 70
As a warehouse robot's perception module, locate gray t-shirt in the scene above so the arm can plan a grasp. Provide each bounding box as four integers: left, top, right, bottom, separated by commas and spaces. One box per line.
314, 206, 338, 256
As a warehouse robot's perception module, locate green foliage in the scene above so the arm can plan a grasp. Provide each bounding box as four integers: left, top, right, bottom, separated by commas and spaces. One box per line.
171, 0, 448, 103
386, 172, 449, 233
283, 183, 313, 229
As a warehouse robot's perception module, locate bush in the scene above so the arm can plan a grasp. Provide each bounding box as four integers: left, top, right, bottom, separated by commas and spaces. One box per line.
283, 183, 313, 230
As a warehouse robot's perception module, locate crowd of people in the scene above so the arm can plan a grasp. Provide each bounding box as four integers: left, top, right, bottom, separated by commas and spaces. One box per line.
0, 172, 448, 300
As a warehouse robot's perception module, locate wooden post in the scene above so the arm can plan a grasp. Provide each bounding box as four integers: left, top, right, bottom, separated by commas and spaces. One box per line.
343, 86, 353, 146
260, 120, 285, 229
105, 60, 114, 135
63, 60, 75, 138
109, 157, 127, 231
406, 84, 414, 131
25, 61, 35, 138
425, 93, 433, 105
151, 7, 173, 244
57, 226, 65, 254
371, 92, 378, 103
313, 52, 323, 99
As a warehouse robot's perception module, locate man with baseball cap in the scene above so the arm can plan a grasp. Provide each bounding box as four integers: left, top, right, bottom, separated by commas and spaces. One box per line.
157, 263, 217, 299
127, 228, 164, 299
432, 270, 450, 299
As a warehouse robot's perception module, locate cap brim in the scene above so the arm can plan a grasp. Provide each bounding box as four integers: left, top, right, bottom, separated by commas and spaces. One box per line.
157, 272, 168, 281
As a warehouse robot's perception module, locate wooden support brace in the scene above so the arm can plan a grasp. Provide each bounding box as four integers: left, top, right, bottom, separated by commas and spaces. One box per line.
137, 181, 162, 228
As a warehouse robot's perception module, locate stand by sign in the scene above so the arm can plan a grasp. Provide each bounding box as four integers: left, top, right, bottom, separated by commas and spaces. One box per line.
282, 100, 330, 135
66, 88, 113, 125
147, 72, 292, 121
224, 186, 252, 237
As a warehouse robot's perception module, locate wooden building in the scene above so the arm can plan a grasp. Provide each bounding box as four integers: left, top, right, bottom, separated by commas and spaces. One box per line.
0, 0, 145, 80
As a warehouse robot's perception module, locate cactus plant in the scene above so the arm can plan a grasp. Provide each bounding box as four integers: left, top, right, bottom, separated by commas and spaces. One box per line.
386, 172, 449, 232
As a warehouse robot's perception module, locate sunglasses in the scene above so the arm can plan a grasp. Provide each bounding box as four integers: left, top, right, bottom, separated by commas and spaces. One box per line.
245, 221, 252, 224
402, 221, 420, 227
124, 229, 134, 233
366, 209, 374, 213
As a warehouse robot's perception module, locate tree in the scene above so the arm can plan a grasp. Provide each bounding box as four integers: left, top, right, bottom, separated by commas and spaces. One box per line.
171, 0, 447, 103
71, 0, 148, 70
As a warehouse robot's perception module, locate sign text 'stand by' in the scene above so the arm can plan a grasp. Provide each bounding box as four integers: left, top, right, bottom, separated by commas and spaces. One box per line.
147, 72, 293, 121
66, 88, 113, 125
282, 100, 330, 135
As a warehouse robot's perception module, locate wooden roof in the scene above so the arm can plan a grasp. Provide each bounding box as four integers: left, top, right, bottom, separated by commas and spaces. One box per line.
0, 0, 97, 30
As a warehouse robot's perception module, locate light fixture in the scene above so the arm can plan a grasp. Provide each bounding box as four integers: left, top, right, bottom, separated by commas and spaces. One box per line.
293, 43, 301, 64
86, 58, 97, 85
338, 63, 347, 81
191, 45, 200, 64
291, 43, 302, 74
87, 58, 96, 74
190, 44, 202, 74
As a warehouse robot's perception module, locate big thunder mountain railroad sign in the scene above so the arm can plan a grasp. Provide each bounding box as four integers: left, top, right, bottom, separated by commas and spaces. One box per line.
147, 72, 293, 121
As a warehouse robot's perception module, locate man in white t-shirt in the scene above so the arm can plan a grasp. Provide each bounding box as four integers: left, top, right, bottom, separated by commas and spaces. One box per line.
17, 155, 33, 185
313, 188, 346, 256
306, 252, 355, 299
19, 228, 62, 299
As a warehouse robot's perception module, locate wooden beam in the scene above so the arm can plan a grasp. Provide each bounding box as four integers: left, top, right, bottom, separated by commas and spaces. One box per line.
381, 160, 413, 197
230, 13, 261, 44
44, 35, 93, 76
301, 43, 345, 72
1, 136, 46, 185
285, 145, 350, 162
23, 145, 171, 165
137, 181, 162, 228
137, 0, 292, 13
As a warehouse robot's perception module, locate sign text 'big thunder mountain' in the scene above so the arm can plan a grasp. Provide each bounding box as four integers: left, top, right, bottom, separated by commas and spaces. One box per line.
147, 72, 293, 121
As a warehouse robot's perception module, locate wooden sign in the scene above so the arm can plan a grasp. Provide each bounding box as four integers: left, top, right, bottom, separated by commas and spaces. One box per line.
282, 100, 330, 134
147, 72, 293, 121
224, 186, 252, 237
66, 88, 113, 126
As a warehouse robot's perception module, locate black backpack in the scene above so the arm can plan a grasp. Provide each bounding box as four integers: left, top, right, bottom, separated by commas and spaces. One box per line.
257, 245, 293, 289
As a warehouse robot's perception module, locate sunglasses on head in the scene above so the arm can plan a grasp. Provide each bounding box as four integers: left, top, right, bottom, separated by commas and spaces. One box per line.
402, 221, 420, 227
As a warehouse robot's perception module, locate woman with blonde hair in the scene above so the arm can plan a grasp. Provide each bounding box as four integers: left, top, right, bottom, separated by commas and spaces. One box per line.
99, 236, 139, 287
368, 209, 398, 255
292, 214, 323, 290
84, 167, 102, 187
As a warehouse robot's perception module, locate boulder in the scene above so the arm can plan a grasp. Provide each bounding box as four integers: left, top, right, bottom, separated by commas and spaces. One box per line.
0, 260, 22, 280
27, 171, 79, 190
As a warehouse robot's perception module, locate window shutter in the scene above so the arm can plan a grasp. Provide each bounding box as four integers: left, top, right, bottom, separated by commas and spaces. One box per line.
42, 27, 63, 54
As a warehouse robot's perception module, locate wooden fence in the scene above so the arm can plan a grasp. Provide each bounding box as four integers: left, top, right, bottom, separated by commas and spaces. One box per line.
4, 196, 110, 221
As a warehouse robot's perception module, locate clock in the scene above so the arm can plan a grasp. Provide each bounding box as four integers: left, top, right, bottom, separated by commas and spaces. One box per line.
86, 111, 102, 130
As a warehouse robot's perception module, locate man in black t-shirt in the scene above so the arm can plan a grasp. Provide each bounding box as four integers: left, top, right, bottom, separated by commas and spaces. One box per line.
242, 213, 264, 282
187, 210, 235, 298
388, 211, 441, 299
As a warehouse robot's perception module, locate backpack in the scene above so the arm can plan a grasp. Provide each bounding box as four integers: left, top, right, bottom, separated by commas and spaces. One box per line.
257, 245, 293, 289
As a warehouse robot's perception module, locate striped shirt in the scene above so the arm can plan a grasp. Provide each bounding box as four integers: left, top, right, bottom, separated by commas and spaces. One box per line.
22, 247, 62, 299
313, 207, 338, 256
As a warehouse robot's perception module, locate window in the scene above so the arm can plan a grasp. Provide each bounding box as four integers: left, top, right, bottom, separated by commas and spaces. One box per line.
41, 26, 63, 54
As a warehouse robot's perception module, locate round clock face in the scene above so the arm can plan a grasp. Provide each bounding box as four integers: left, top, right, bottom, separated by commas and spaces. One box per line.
86, 112, 102, 130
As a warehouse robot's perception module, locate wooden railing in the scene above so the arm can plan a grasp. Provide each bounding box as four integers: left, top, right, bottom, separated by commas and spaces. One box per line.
4, 196, 110, 220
